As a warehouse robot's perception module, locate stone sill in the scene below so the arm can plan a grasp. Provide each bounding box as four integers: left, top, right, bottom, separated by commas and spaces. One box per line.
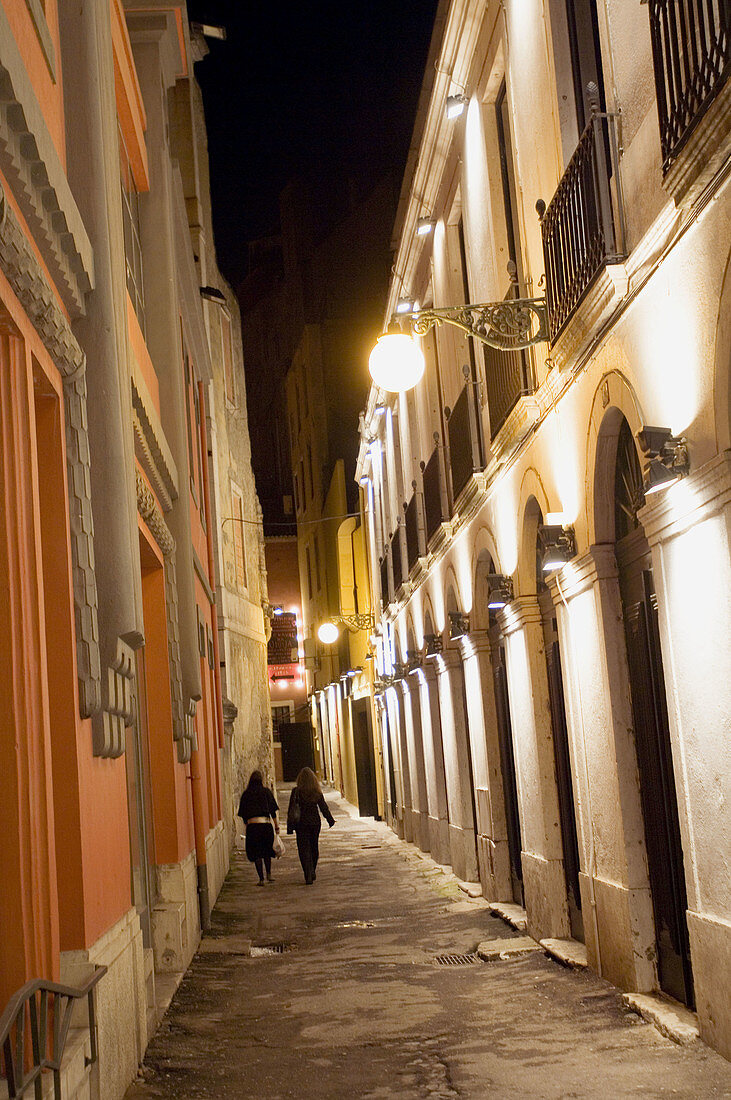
488, 395, 541, 466
623, 992, 700, 1046
663, 80, 731, 210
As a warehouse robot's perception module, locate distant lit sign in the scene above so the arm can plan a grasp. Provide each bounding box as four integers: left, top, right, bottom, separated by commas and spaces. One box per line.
268, 612, 298, 680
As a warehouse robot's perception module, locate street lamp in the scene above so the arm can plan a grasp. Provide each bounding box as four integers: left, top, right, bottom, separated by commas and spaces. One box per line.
368, 293, 548, 394
317, 613, 375, 645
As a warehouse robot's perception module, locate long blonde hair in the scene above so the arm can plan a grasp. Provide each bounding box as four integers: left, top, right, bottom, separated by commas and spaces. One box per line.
296, 767, 322, 802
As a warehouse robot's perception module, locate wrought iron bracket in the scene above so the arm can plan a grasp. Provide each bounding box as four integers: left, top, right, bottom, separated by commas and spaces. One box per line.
329, 613, 375, 633
401, 297, 548, 351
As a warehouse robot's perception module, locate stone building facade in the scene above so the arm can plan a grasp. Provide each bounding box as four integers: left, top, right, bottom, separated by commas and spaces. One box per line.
0, 3, 270, 1097
357, 0, 731, 1060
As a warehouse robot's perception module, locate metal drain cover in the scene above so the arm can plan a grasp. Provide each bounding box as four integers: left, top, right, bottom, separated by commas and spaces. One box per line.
250, 943, 292, 957
433, 953, 480, 967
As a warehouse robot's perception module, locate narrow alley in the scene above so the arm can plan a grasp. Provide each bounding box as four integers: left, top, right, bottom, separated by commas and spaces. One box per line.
125, 792, 730, 1100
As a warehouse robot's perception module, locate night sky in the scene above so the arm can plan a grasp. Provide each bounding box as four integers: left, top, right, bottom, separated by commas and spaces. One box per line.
188, 0, 440, 287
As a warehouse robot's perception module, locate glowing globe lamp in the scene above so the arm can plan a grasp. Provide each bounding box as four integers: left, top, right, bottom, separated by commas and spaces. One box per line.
368, 331, 426, 393
318, 621, 340, 645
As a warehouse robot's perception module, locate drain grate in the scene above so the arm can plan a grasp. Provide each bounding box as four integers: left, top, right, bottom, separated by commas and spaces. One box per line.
250, 943, 292, 957
433, 953, 480, 967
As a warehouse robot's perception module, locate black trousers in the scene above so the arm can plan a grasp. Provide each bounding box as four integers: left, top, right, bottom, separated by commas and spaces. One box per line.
295, 823, 320, 883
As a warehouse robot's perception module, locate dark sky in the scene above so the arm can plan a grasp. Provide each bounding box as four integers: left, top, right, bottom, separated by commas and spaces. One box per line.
188, 0, 440, 286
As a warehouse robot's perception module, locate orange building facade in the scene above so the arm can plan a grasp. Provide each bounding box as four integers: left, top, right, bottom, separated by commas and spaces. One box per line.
0, 3, 271, 1097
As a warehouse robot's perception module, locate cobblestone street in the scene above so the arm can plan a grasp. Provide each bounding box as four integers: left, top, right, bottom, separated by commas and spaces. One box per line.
126, 793, 730, 1099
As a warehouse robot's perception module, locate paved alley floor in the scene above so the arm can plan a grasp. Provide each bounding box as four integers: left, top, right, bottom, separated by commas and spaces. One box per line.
126, 792, 730, 1099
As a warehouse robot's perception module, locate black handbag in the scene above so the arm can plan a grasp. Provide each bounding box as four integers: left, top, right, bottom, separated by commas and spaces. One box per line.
288, 788, 301, 829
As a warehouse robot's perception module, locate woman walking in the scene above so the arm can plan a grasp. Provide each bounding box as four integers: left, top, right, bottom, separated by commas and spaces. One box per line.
287, 768, 334, 884
237, 770, 279, 885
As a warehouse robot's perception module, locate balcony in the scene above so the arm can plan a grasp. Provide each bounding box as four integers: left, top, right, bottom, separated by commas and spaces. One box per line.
447, 379, 487, 496
539, 108, 625, 344
391, 526, 404, 594
404, 491, 421, 573
648, 0, 730, 175
421, 441, 449, 545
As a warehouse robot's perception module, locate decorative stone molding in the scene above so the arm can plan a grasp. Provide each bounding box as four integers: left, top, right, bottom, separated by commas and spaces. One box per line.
0, 5, 93, 316
549, 264, 629, 374
135, 468, 196, 761
497, 595, 542, 637
545, 543, 617, 604
0, 182, 102, 720
131, 375, 178, 512
222, 696, 238, 737
95, 638, 135, 758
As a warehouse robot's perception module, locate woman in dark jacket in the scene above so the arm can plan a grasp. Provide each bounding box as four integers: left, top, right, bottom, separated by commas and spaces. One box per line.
237, 771, 279, 885
287, 768, 334, 884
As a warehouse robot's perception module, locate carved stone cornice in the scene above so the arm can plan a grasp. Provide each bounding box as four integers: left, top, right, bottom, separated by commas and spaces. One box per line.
131, 375, 178, 512
497, 595, 542, 636
545, 543, 617, 604
0, 6, 93, 316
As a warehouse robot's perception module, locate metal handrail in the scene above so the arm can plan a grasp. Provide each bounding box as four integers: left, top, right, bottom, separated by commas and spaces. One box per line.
0, 968, 106, 1099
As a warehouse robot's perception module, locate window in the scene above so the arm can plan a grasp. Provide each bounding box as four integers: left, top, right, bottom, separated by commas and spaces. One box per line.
305, 545, 313, 600
293, 471, 300, 513
183, 344, 198, 503
222, 312, 236, 406
120, 125, 145, 333
231, 489, 247, 590
299, 460, 305, 510
312, 534, 320, 594
192, 381, 206, 519
495, 81, 524, 288
306, 444, 314, 504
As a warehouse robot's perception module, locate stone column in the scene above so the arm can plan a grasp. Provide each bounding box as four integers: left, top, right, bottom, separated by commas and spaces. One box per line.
417, 664, 451, 864
547, 546, 655, 992
500, 597, 569, 939
460, 634, 512, 900
129, 20, 201, 710
393, 683, 414, 842
639, 451, 731, 1057
61, 0, 144, 755
434, 650, 478, 882
401, 674, 430, 854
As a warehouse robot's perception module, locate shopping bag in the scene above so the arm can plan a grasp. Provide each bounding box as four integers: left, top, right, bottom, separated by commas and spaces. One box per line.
273, 832, 286, 858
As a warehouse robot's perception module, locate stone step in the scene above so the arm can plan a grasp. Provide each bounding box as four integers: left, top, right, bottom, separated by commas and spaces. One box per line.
477, 936, 541, 961
540, 938, 589, 969
622, 992, 700, 1046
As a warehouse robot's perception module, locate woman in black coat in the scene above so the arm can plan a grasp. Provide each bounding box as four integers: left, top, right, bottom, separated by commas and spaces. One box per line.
237, 771, 279, 884
287, 768, 334, 884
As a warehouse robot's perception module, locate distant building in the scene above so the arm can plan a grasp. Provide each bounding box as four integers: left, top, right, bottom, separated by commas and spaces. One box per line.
357, 0, 731, 1061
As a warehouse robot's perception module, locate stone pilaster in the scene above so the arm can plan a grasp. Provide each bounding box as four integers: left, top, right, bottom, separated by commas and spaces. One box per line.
434, 649, 478, 882
399, 676, 430, 853
416, 664, 451, 865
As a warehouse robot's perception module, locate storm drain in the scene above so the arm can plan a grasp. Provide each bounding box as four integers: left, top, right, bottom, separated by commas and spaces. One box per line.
433, 953, 480, 967
250, 943, 293, 957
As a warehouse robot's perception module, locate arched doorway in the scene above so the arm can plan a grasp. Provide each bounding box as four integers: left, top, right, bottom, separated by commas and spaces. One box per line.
614, 416, 694, 1006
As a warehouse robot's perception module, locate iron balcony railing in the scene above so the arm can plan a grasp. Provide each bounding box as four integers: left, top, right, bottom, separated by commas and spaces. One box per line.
648, 0, 730, 173
421, 440, 449, 544
379, 550, 390, 608
0, 968, 106, 1099
404, 491, 420, 573
390, 526, 404, 594
447, 379, 486, 497
538, 100, 625, 344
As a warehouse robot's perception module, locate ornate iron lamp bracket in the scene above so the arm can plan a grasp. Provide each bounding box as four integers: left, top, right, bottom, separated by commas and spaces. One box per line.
405, 297, 548, 351
330, 613, 375, 633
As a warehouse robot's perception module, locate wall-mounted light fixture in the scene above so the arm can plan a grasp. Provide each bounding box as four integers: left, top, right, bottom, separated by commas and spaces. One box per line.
446, 93, 468, 120
424, 633, 443, 659
317, 613, 375, 645
199, 285, 227, 304
486, 574, 514, 610
539, 524, 577, 573
416, 216, 435, 236
448, 610, 470, 639
406, 649, 422, 673
395, 298, 414, 314
637, 426, 690, 496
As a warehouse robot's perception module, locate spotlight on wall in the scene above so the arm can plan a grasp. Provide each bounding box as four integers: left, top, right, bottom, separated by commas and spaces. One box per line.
539, 525, 577, 573
395, 298, 414, 314
486, 574, 514, 610
637, 425, 689, 496
416, 216, 435, 236
199, 285, 227, 304
406, 649, 422, 673
448, 611, 470, 639
424, 633, 443, 659
272, 605, 284, 616
446, 93, 468, 120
